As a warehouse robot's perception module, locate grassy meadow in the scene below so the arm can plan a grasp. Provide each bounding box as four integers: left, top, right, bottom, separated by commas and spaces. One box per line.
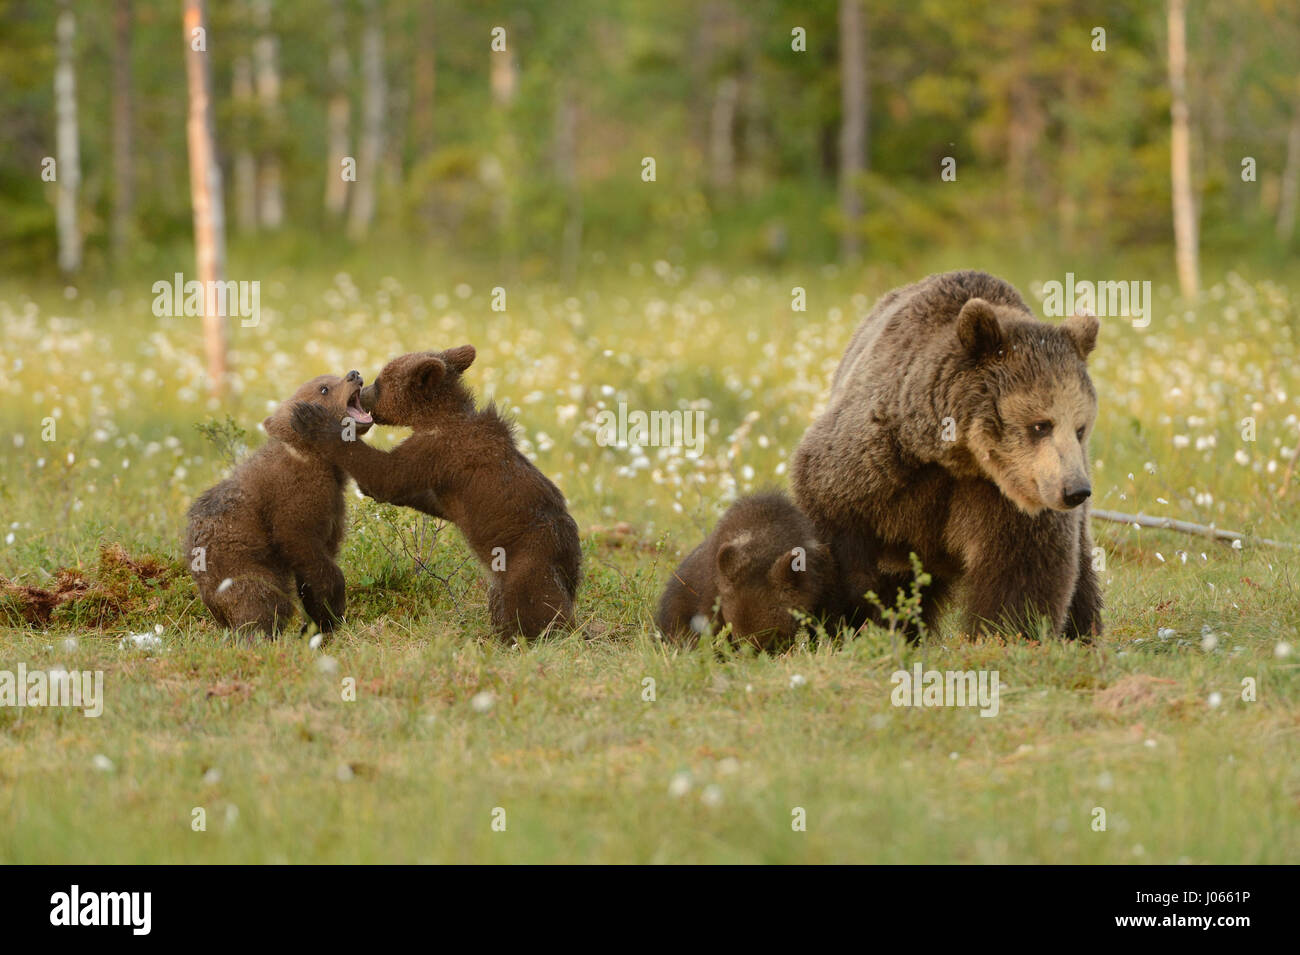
1, 254, 1298, 863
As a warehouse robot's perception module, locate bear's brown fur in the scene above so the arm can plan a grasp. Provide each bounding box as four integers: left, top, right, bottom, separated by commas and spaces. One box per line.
291, 346, 582, 640
791, 270, 1102, 639
184, 371, 372, 636
655, 492, 835, 651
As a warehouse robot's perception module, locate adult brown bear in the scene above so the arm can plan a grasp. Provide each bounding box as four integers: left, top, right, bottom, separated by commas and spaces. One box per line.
791, 270, 1102, 640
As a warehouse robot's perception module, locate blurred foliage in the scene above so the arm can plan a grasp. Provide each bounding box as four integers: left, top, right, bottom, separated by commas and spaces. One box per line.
0, 0, 1298, 279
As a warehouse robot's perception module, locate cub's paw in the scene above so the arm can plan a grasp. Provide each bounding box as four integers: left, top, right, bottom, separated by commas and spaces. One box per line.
290, 401, 353, 444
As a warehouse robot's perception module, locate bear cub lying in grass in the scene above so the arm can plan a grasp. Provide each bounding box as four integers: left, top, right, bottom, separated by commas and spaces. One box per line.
292, 345, 582, 641
185, 371, 373, 636
656, 492, 834, 651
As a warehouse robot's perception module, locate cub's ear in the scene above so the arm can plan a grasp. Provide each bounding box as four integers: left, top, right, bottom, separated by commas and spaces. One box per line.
262, 413, 292, 443
957, 298, 1003, 359
442, 344, 476, 374
411, 354, 448, 392
1062, 311, 1100, 359
716, 542, 740, 583
770, 549, 803, 589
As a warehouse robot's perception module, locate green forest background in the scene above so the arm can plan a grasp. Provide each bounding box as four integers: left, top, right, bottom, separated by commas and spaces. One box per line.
2, 0, 1298, 283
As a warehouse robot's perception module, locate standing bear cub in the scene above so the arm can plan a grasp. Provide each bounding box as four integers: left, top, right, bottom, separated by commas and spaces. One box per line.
291, 346, 582, 640
791, 270, 1102, 640
656, 492, 834, 652
184, 371, 373, 636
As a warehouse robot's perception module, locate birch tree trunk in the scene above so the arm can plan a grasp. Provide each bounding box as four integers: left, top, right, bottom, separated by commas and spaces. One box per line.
838, 0, 867, 261
111, 0, 133, 262
1277, 78, 1300, 242
709, 76, 739, 193
555, 85, 582, 281
412, 2, 436, 158
348, 0, 384, 240
184, 0, 229, 398
232, 55, 258, 232
1167, 0, 1199, 299
54, 5, 81, 275
253, 0, 284, 229
325, 0, 351, 218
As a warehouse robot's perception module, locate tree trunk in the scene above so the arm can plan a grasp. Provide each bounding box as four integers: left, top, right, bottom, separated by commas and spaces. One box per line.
1277, 78, 1300, 242
838, 0, 867, 261
325, 0, 351, 218
411, 2, 436, 158
1167, 0, 1199, 299
347, 0, 384, 240
253, 0, 284, 228
232, 55, 258, 232
111, 0, 133, 262
184, 0, 228, 398
709, 76, 739, 193
54, 5, 81, 275
555, 85, 582, 281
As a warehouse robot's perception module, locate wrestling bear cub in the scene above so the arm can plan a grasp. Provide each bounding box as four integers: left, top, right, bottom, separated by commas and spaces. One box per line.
292, 345, 582, 640
656, 492, 834, 651
184, 371, 373, 636
792, 269, 1102, 640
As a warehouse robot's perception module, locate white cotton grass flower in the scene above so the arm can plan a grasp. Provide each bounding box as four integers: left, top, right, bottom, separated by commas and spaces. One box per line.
1201, 632, 1219, 651
471, 691, 495, 713
701, 784, 724, 808
92, 754, 115, 773
203, 768, 222, 785
316, 655, 339, 675
335, 764, 354, 782
789, 674, 806, 689
1276, 642, 1293, 659
121, 631, 163, 652
216, 578, 234, 594
1208, 692, 1223, 709
668, 772, 692, 798
308, 633, 324, 650
61, 636, 78, 652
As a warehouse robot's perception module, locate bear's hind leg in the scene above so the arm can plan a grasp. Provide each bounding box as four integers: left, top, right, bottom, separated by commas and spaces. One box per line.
213, 571, 294, 638
296, 562, 346, 633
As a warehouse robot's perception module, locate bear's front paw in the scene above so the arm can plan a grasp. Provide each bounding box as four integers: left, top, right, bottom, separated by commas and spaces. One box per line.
290, 401, 349, 444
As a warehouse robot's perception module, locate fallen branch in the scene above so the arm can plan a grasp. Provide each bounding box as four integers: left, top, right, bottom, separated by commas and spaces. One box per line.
1090, 508, 1299, 551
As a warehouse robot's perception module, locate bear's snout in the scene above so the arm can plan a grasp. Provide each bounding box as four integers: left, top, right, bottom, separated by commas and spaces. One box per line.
1062, 483, 1091, 509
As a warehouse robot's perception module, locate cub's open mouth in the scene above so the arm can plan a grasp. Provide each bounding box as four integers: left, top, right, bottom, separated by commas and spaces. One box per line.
345, 386, 374, 425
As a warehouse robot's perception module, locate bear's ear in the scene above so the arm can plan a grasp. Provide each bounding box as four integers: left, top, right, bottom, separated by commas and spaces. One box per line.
410, 354, 448, 393
716, 542, 740, 583
1062, 311, 1099, 359
957, 298, 1003, 360
262, 412, 292, 443
442, 344, 476, 374
770, 549, 802, 589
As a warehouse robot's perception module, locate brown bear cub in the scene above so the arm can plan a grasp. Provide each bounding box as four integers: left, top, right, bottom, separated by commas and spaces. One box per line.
656, 492, 835, 651
184, 371, 373, 637
792, 270, 1102, 640
291, 346, 582, 641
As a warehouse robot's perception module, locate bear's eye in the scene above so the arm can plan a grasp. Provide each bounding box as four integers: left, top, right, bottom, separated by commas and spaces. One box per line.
1030, 420, 1052, 437
319, 386, 329, 395
1076, 426, 1086, 441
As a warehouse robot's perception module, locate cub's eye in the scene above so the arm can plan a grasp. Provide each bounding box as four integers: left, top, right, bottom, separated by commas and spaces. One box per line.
1076, 426, 1086, 441
1030, 420, 1052, 436
319, 386, 329, 395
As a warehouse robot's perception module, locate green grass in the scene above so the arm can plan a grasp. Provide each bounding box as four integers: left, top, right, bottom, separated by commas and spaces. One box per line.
1, 257, 1298, 863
